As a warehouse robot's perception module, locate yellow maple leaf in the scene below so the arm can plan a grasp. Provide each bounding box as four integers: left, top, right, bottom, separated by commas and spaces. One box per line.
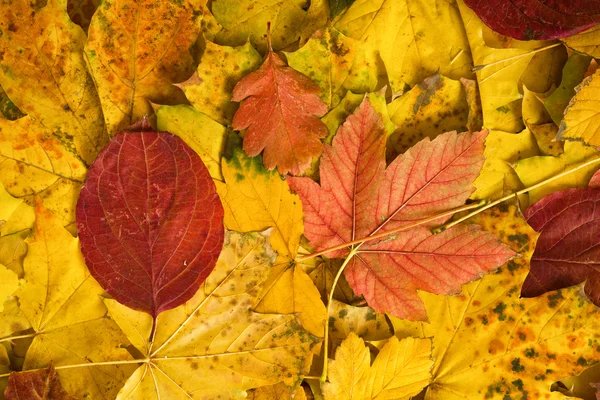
0, 0, 107, 164
334, 0, 473, 94
1, 200, 135, 399
323, 332, 433, 400
108, 230, 318, 399
85, 0, 204, 134
178, 40, 262, 125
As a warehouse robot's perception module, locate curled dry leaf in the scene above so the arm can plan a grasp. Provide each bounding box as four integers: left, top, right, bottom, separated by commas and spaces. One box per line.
5, 365, 74, 400
463, 0, 600, 40
76, 129, 224, 317
109, 230, 318, 399
232, 37, 328, 175
289, 98, 514, 320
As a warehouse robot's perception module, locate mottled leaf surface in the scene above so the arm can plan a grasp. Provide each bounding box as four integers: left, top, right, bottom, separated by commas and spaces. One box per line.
463, 0, 600, 40
232, 42, 328, 175
5, 365, 74, 400
76, 129, 224, 317
289, 99, 514, 319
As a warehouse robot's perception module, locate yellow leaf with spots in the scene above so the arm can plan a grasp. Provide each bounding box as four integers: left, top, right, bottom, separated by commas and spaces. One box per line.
216, 144, 303, 263
155, 104, 227, 182
419, 205, 600, 399
0, 118, 86, 227
323, 333, 433, 400
328, 299, 393, 342
334, 0, 473, 93
85, 0, 204, 134
178, 40, 262, 125
386, 74, 469, 158
515, 141, 600, 204
287, 26, 374, 109
255, 265, 326, 339
0, 0, 107, 164
557, 69, 600, 147
211, 0, 323, 52
249, 382, 307, 400
4, 200, 135, 399
111, 231, 318, 399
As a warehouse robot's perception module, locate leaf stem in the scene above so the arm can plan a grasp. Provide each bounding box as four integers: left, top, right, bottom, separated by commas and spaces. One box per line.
0, 333, 36, 344
472, 42, 562, 73
0, 359, 147, 378
297, 201, 486, 262
321, 246, 360, 384
433, 155, 600, 233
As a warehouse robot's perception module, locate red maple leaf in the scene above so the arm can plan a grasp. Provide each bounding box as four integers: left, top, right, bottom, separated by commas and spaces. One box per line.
76, 128, 224, 318
231, 34, 328, 175
288, 99, 515, 320
464, 0, 600, 40
522, 181, 600, 307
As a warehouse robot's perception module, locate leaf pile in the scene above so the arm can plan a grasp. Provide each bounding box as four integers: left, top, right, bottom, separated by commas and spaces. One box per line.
2, 0, 600, 399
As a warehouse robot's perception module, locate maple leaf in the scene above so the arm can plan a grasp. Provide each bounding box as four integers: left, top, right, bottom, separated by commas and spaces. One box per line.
106, 230, 318, 399
231, 35, 328, 175
463, 0, 600, 40
84, 0, 203, 134
323, 333, 433, 400
76, 128, 224, 317
288, 98, 514, 320
4, 365, 74, 400
0, 0, 107, 164
2, 200, 135, 399
520, 185, 600, 306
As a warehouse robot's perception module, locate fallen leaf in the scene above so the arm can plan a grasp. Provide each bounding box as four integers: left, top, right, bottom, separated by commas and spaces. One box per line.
520, 43, 567, 94
545, 53, 592, 126
231, 36, 328, 175
386, 73, 469, 158
0, 0, 107, 164
111, 230, 318, 399
521, 187, 600, 306
460, 78, 484, 132
178, 39, 262, 125
4, 365, 74, 400
557, 69, 600, 146
215, 143, 303, 263
323, 333, 433, 400
155, 104, 227, 182
333, 0, 473, 93
563, 25, 600, 58
289, 98, 514, 320
286, 26, 372, 109
8, 200, 135, 399
421, 204, 600, 399
76, 129, 224, 317
0, 117, 86, 227
85, 0, 203, 134
464, 0, 600, 40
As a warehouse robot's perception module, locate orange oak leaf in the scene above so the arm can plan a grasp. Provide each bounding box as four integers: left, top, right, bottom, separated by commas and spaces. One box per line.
231, 33, 328, 175
288, 98, 515, 320
5, 365, 74, 400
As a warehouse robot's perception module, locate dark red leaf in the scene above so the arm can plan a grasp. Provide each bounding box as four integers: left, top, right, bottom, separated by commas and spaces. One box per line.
76, 130, 224, 317
5, 365, 74, 400
522, 187, 600, 306
231, 40, 328, 175
464, 0, 600, 40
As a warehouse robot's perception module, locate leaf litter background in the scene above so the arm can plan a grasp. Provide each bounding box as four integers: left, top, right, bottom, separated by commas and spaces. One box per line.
2, 0, 600, 399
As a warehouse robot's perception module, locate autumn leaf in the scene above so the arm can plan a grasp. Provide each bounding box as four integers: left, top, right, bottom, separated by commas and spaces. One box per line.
3, 200, 135, 399
463, 0, 600, 40
177, 39, 262, 125
289, 98, 514, 320
84, 0, 203, 134
108, 230, 318, 399
333, 0, 473, 93
563, 25, 600, 58
0, 0, 107, 164
4, 365, 74, 400
249, 382, 307, 400
557, 69, 600, 146
401, 205, 600, 399
520, 186, 600, 306
76, 128, 224, 317
328, 299, 393, 342
323, 333, 433, 400
231, 36, 328, 175
0, 266, 18, 314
